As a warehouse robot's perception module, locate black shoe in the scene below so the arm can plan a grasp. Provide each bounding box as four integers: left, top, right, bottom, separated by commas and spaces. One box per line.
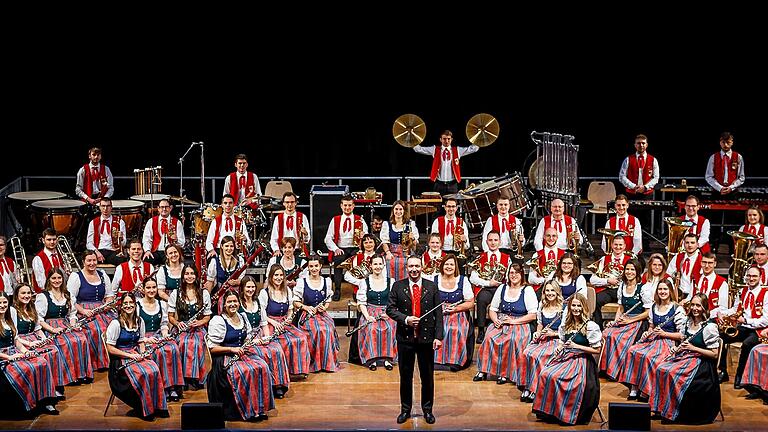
637, 395, 649, 403
396, 411, 410, 424
745, 392, 762, 400
274, 388, 285, 399
718, 371, 729, 383
156, 410, 170, 418
473, 372, 485, 382
44, 405, 59, 415
476, 330, 485, 344
734, 376, 743, 390
496, 377, 509, 385
368, 363, 377, 371
423, 411, 436, 424
332, 292, 341, 302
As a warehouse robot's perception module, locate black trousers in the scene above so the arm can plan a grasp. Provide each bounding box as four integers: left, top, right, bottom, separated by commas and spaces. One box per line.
593, 287, 618, 329
475, 287, 496, 330
332, 247, 359, 296
719, 326, 759, 379
97, 249, 127, 266
433, 180, 459, 197
397, 340, 435, 414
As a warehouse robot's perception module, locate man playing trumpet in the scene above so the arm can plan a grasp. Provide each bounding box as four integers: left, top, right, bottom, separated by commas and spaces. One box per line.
86, 197, 127, 266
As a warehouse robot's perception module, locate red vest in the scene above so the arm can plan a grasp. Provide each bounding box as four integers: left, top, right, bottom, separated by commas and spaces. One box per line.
686, 215, 710, 254
430, 145, 461, 182
543, 215, 574, 236
92, 216, 121, 250
472, 251, 511, 295
741, 224, 766, 245
227, 172, 257, 205
276, 212, 305, 246
0, 257, 15, 293
675, 252, 703, 281
437, 216, 464, 244
82, 163, 106, 200
694, 274, 726, 310
625, 153, 655, 195
151, 216, 180, 251
422, 250, 446, 267
118, 261, 152, 295
491, 214, 519, 234
608, 215, 637, 251
332, 214, 363, 246
33, 250, 63, 293
739, 286, 767, 319
212, 215, 243, 249
536, 248, 564, 274
640, 273, 671, 284
713, 151, 741, 186
594, 253, 631, 294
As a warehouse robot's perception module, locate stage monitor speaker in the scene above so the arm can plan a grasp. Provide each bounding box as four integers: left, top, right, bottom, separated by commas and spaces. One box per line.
310, 185, 350, 253
181, 402, 224, 430
608, 402, 650, 431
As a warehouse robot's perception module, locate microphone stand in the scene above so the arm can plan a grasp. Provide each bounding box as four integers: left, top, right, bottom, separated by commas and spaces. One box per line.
179, 142, 203, 235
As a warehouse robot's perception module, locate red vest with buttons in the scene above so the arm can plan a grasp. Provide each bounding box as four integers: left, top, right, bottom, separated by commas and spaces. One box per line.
738, 286, 767, 319
212, 215, 243, 249
151, 216, 180, 251
332, 214, 363, 247
625, 153, 655, 195
277, 212, 305, 246
675, 252, 702, 281
82, 164, 106, 200
92, 216, 121, 250
740, 223, 765, 245
227, 172, 257, 205
608, 215, 637, 251
491, 214, 519, 234
594, 253, 631, 294
686, 215, 710, 254
713, 151, 741, 186
694, 274, 727, 310
437, 216, 464, 245
0, 257, 15, 293
430, 145, 461, 182
471, 251, 510, 296
33, 250, 63, 293
543, 215, 574, 236
118, 261, 152, 295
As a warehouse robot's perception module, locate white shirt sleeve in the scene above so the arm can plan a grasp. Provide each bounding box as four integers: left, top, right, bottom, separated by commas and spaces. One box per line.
292, 281, 305, 305
34, 294, 48, 320
533, 219, 545, 251
324, 219, 340, 252
206, 260, 217, 283
270, 217, 280, 251
458, 145, 480, 157
111, 265, 124, 295
380, 221, 391, 245
66, 271, 81, 305
410, 220, 419, 243
698, 218, 710, 247
413, 144, 434, 156
648, 158, 660, 189
32, 255, 46, 291
631, 219, 643, 255
640, 284, 654, 309
105, 320, 121, 345
205, 219, 218, 252
702, 322, 721, 349
461, 277, 474, 301
673, 306, 687, 332
575, 275, 588, 298
206, 315, 226, 346
469, 270, 491, 288
714, 280, 729, 317
355, 278, 368, 304
86, 220, 96, 250
104, 166, 115, 198
488, 285, 504, 312
705, 154, 720, 191
160, 301, 170, 331
618, 157, 634, 189
586, 321, 602, 347
523, 286, 538, 313
175, 219, 186, 246
733, 156, 745, 189
202, 290, 213, 316
156, 267, 167, 290
167, 290, 178, 314
142, 219, 154, 252
75, 166, 87, 200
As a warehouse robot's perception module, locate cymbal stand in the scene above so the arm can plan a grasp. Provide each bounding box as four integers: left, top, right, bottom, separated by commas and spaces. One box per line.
178, 141, 204, 226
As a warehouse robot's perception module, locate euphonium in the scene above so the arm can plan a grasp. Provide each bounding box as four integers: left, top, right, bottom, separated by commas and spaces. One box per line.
10, 236, 31, 286
401, 221, 414, 253
727, 230, 757, 308
56, 235, 82, 275
468, 258, 507, 283
664, 217, 695, 263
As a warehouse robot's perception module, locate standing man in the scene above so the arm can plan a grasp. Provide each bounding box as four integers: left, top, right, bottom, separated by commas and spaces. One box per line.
386, 256, 443, 425
533, 199, 581, 252
86, 197, 127, 265
270, 191, 310, 256
619, 134, 659, 199
75, 147, 114, 205
413, 130, 480, 196
706, 132, 745, 195
325, 195, 368, 301
222, 153, 262, 206
601, 194, 643, 256
142, 198, 185, 265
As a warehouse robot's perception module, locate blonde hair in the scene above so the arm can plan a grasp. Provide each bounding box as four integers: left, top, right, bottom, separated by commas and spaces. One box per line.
562, 293, 590, 333
540, 281, 564, 310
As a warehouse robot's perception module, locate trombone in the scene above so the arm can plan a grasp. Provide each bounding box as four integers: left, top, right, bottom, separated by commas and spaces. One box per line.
56, 235, 82, 275
10, 236, 31, 286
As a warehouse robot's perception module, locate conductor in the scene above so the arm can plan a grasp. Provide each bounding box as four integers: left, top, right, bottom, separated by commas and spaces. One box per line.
386, 255, 444, 424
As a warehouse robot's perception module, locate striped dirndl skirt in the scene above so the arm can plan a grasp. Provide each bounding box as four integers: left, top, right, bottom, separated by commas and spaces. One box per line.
742, 343, 768, 391
357, 305, 397, 365
617, 336, 674, 393
299, 311, 340, 372
387, 244, 407, 281
520, 337, 558, 389
532, 351, 600, 425
600, 320, 645, 380
0, 347, 56, 412
476, 323, 531, 383
145, 331, 185, 390
434, 311, 470, 368
45, 317, 93, 380
207, 352, 274, 420
108, 348, 167, 417
177, 327, 207, 381
268, 315, 311, 375
250, 337, 291, 390
79, 301, 113, 370
649, 352, 720, 423
18, 333, 72, 387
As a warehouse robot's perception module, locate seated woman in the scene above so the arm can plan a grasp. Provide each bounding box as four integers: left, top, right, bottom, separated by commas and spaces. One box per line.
552, 253, 587, 300
137, 277, 184, 402
238, 276, 291, 399
474, 263, 537, 385
600, 259, 652, 381
207, 290, 274, 422
380, 201, 419, 280
168, 265, 212, 391
649, 293, 721, 424
640, 253, 670, 290
67, 250, 113, 371
0, 292, 58, 417
742, 329, 768, 404
13, 283, 71, 398
294, 255, 339, 373
618, 278, 685, 401
262, 264, 310, 377
36, 268, 93, 384
433, 254, 474, 371
353, 255, 397, 370
106, 292, 168, 420
156, 244, 184, 302
520, 281, 564, 403
267, 237, 308, 289
531, 293, 601, 425
205, 236, 245, 314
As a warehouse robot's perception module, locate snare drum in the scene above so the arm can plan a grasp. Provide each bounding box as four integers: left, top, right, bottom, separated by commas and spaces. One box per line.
111, 199, 145, 239
29, 199, 86, 238
192, 204, 223, 236
462, 175, 528, 228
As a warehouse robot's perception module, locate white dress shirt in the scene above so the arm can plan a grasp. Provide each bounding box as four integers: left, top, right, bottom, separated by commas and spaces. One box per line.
705, 150, 745, 191
619, 152, 660, 190
413, 144, 480, 182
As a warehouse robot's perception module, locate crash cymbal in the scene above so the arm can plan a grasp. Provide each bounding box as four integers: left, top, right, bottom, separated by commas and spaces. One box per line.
169, 195, 200, 206
393, 114, 426, 148
466, 113, 500, 147
408, 204, 437, 217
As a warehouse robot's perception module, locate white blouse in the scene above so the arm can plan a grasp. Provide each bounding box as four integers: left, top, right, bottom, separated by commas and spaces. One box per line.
67, 270, 113, 303
167, 289, 212, 316
137, 298, 170, 333
206, 313, 253, 348
35, 292, 77, 322
558, 321, 602, 348
106, 319, 146, 346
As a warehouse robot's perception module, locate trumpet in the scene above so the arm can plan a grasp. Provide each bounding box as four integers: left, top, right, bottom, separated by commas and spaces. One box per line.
10, 236, 31, 286
567, 223, 580, 257
110, 217, 125, 257
55, 235, 82, 275
453, 221, 467, 259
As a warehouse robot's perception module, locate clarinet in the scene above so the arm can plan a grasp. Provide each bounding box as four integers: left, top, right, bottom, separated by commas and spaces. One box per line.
604, 300, 645, 329
0, 347, 54, 369
298, 293, 333, 326
545, 319, 591, 367
76, 297, 119, 326
211, 244, 265, 305
345, 313, 383, 337
530, 309, 563, 345
116, 334, 176, 372
665, 318, 713, 361
636, 306, 678, 344
224, 308, 295, 369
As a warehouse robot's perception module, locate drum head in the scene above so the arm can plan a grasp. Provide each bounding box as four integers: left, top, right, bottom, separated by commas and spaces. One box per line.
111, 199, 145, 209
31, 199, 86, 209
131, 193, 170, 202
8, 191, 66, 201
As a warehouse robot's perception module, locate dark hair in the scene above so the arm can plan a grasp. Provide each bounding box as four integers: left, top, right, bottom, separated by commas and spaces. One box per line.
222, 194, 235, 202
0, 292, 17, 337
280, 236, 297, 248
441, 130, 453, 137
720, 132, 733, 142
13, 283, 38, 326
745, 206, 765, 225
440, 254, 459, 277
486, 229, 501, 239
88, 147, 102, 155
164, 244, 185, 265
340, 194, 354, 203
555, 252, 581, 280
685, 195, 700, 205
127, 237, 143, 249
44, 267, 72, 313
238, 275, 260, 305
235, 153, 248, 161
42, 228, 57, 239
614, 194, 629, 203
177, 264, 203, 320
282, 191, 297, 201
621, 259, 642, 284
118, 292, 140, 330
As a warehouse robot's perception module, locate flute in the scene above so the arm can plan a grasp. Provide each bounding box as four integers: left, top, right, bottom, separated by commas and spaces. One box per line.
346, 313, 383, 337
604, 300, 645, 329
0, 347, 54, 369
224, 308, 295, 369
636, 307, 678, 344
545, 319, 590, 367
665, 318, 713, 361
298, 293, 333, 326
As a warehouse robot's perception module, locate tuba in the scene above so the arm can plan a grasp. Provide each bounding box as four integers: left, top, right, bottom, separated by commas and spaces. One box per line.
55, 235, 82, 275
727, 230, 757, 308
664, 217, 695, 263
10, 236, 31, 286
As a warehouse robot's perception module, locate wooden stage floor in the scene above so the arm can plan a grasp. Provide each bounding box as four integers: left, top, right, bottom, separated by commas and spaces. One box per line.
1, 332, 766, 431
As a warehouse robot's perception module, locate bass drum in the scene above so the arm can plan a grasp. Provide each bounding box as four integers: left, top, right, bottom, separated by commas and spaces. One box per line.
111, 199, 145, 239
462, 175, 529, 229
